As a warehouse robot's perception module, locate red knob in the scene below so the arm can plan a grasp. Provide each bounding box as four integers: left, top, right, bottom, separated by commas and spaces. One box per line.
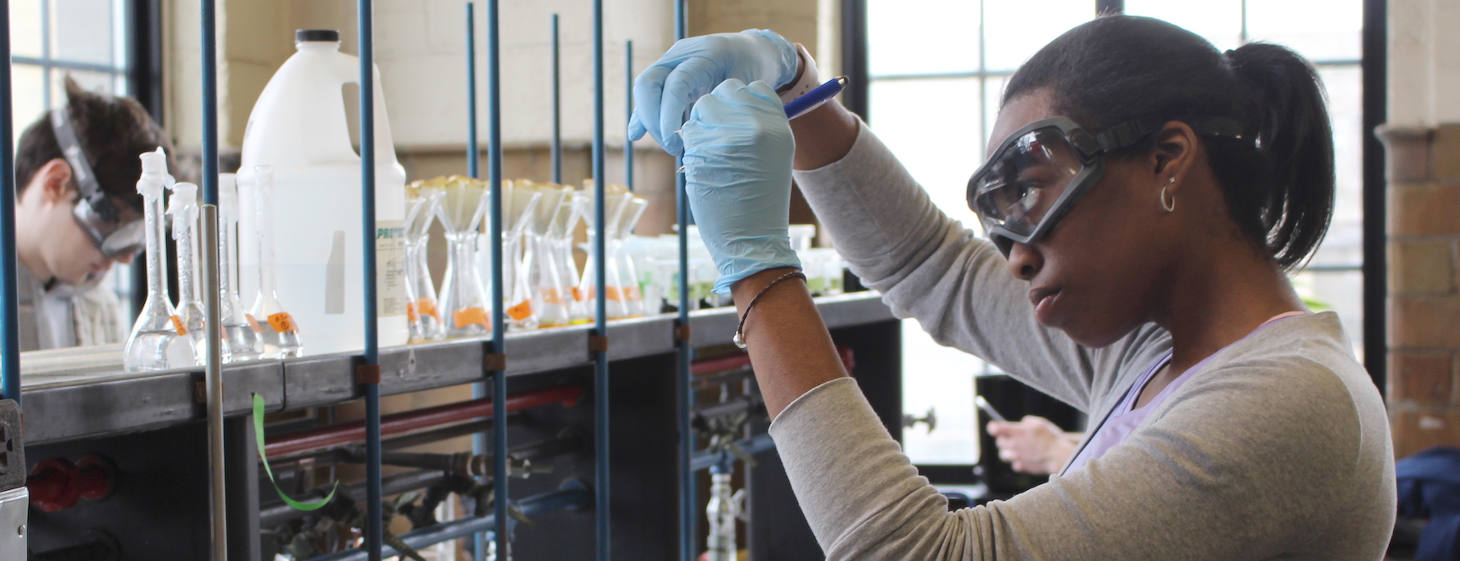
28, 458, 81, 512
74, 454, 115, 502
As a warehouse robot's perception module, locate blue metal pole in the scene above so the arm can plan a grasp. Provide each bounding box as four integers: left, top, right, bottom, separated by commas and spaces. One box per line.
357, 0, 384, 559
466, 5, 488, 559
487, 1, 510, 559
200, 2, 218, 205
467, 3, 479, 179
673, 2, 694, 559
0, 0, 18, 405
593, 0, 611, 558
550, 14, 561, 185
624, 40, 633, 190
200, 2, 229, 558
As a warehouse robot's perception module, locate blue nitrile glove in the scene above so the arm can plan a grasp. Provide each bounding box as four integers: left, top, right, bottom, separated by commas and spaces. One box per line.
629, 29, 798, 156
681, 79, 802, 294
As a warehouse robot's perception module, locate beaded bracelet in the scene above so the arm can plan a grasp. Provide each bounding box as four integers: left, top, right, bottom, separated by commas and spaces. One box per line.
732, 270, 807, 349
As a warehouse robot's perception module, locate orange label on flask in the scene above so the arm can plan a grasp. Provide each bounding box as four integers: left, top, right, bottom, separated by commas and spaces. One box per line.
417, 299, 441, 321
625, 286, 642, 301
406, 302, 420, 323
605, 287, 623, 302
571, 287, 586, 302
453, 306, 489, 329
507, 300, 534, 321
268, 312, 298, 334
170, 315, 188, 336
245, 314, 264, 334
541, 288, 564, 305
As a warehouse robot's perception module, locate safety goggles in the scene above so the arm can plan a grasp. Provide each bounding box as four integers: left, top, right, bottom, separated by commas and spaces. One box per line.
52, 107, 145, 258
967, 115, 1249, 256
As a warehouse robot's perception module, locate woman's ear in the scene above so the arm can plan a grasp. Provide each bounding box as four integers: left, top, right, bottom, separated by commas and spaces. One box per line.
1151, 120, 1199, 195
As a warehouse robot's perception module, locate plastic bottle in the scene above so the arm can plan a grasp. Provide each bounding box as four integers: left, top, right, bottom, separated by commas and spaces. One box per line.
237, 29, 407, 356
123, 148, 197, 372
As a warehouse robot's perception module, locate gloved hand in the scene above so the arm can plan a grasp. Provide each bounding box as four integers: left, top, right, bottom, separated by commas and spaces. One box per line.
629, 29, 798, 156
681, 79, 802, 294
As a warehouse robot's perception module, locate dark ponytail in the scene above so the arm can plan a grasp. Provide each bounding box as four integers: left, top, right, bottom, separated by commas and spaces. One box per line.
1003, 16, 1335, 270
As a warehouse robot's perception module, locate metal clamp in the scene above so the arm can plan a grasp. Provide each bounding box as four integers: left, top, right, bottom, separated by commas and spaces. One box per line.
674, 323, 692, 343
483, 353, 507, 372
588, 335, 610, 354
355, 364, 382, 385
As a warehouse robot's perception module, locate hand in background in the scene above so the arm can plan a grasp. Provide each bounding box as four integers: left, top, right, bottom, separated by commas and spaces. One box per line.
987, 416, 1081, 475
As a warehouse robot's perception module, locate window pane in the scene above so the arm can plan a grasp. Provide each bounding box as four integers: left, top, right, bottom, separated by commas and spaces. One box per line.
901, 319, 981, 464
11, 65, 46, 146
1124, 0, 1243, 52
1312, 66, 1363, 268
983, 0, 1094, 71
868, 0, 981, 76
10, 0, 43, 58
869, 78, 983, 221
51, 0, 115, 66
1247, 0, 1362, 61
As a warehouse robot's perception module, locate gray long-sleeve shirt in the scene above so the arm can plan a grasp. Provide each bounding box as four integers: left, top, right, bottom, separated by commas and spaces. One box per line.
768, 121, 1396, 560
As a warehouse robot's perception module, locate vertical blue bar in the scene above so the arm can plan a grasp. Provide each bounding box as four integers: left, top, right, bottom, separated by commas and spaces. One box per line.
358, 0, 385, 559
592, 0, 611, 559
673, 2, 693, 560
487, 1, 510, 559
467, 3, 479, 179
200, 0, 218, 205
624, 40, 633, 190
0, 0, 21, 404
467, 5, 488, 560
550, 14, 562, 185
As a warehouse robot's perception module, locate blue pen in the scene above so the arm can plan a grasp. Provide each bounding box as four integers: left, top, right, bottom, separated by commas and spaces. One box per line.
784, 76, 848, 120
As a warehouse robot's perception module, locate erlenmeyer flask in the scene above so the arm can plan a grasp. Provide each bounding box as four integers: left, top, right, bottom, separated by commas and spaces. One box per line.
549, 187, 589, 325
405, 180, 445, 342
575, 184, 634, 320
436, 176, 491, 338
481, 180, 542, 331
526, 183, 573, 328
246, 166, 304, 358
611, 196, 649, 317
123, 148, 198, 372
167, 181, 210, 364
218, 173, 265, 361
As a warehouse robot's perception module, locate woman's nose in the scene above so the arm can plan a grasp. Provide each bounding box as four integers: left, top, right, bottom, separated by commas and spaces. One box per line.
1005, 241, 1043, 282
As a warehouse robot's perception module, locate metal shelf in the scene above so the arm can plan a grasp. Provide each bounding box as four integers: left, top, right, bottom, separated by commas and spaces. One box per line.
21, 292, 892, 445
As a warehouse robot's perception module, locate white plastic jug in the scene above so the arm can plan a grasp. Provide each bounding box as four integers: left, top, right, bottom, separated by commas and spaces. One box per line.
237, 29, 408, 356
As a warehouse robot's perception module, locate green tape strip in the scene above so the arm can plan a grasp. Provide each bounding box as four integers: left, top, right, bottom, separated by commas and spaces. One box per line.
253, 393, 338, 511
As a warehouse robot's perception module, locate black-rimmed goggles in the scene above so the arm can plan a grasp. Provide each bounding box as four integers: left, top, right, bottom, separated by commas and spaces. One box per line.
51, 106, 144, 258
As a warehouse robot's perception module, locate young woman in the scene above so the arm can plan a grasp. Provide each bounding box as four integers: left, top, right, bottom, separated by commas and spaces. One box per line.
632, 15, 1394, 560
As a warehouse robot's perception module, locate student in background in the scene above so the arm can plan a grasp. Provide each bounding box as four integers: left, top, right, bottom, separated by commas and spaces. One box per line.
13, 76, 173, 350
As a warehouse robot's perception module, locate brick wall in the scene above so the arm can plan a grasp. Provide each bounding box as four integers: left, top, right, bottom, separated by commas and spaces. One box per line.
1378, 124, 1460, 459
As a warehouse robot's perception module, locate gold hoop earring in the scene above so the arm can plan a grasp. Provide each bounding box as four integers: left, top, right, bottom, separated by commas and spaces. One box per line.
1160, 177, 1176, 213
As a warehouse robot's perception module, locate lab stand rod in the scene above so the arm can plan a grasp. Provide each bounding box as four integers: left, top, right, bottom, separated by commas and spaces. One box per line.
356, 0, 385, 558
307, 484, 591, 561
467, 4, 489, 558
199, 0, 227, 558
467, 2, 479, 179
487, 0, 510, 558
625, 40, 634, 190
673, 0, 694, 558
0, 0, 23, 404
551, 13, 562, 185
592, 0, 611, 558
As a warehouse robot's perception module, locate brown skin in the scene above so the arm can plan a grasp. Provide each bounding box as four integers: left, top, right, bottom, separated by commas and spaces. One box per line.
15, 158, 137, 287
743, 88, 1304, 418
